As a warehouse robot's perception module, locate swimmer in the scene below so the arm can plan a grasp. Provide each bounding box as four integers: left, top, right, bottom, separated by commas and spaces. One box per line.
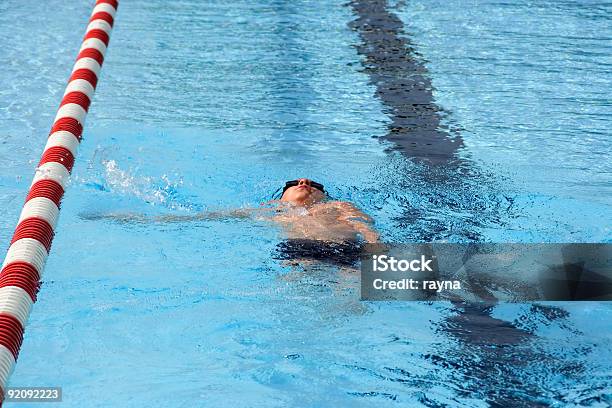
269, 178, 378, 268
81, 177, 378, 267
271, 178, 379, 244
83, 178, 378, 242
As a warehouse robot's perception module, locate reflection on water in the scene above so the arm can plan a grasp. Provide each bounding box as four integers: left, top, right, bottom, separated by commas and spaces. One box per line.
257, 1, 321, 160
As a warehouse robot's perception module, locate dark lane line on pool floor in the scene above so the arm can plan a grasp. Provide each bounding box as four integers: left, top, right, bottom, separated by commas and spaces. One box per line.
348, 0, 489, 241
348, 0, 463, 165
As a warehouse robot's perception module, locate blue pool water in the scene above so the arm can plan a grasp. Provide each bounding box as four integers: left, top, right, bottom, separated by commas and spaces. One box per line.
1, 0, 611, 406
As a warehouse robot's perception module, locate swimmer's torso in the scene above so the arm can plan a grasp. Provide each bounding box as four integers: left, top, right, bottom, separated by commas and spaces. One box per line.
272, 202, 361, 243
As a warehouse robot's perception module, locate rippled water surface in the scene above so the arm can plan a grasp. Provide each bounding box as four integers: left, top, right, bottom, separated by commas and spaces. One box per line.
0, 0, 610, 406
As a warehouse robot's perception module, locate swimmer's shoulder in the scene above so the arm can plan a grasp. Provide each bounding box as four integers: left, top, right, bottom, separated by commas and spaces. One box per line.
308, 200, 351, 215
322, 200, 355, 210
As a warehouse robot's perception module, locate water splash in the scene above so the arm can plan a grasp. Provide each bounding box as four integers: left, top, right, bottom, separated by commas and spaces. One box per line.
73, 152, 202, 212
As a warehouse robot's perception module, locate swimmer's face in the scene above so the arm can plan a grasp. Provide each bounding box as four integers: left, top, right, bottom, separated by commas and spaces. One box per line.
280, 178, 325, 205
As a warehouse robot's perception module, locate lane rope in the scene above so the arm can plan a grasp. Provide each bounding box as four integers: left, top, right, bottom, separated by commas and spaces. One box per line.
0, 1, 118, 402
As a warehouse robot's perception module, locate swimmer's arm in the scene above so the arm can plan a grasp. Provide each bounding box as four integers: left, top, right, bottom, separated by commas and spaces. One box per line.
331, 201, 380, 243
80, 208, 269, 224
154, 209, 255, 222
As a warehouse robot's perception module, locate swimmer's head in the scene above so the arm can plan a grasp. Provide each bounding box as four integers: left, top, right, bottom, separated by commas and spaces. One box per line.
280, 178, 325, 206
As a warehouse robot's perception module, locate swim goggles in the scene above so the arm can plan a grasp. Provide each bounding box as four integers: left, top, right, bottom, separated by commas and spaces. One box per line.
282, 180, 325, 195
